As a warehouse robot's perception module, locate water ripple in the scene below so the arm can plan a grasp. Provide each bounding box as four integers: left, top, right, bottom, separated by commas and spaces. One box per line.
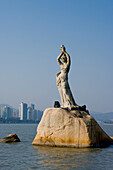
0, 124, 113, 169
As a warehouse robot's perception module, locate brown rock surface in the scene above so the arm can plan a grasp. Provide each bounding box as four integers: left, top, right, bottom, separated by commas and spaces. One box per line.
110, 136, 113, 140
0, 134, 20, 143
32, 108, 113, 148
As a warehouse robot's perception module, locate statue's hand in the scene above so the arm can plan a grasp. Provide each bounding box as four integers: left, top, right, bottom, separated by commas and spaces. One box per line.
60, 45, 66, 53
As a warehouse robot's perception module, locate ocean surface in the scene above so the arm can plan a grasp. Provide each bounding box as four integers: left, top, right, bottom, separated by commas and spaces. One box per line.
0, 123, 113, 170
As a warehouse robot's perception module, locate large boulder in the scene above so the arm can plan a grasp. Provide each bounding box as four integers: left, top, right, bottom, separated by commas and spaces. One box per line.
32, 108, 113, 148
0, 134, 20, 143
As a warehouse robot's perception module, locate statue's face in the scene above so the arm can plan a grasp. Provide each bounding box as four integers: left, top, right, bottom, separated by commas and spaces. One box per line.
61, 54, 67, 63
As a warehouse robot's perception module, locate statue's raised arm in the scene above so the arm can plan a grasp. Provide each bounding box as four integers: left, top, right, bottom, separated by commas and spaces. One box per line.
57, 52, 64, 66
63, 50, 71, 66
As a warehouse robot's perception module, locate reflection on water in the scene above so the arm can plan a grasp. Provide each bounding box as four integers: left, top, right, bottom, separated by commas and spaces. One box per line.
33, 146, 103, 169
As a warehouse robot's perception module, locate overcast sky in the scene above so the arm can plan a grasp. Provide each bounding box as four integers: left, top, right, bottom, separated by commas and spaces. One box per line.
0, 0, 113, 113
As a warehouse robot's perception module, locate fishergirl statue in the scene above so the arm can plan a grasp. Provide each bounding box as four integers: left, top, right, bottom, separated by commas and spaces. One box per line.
56, 45, 78, 109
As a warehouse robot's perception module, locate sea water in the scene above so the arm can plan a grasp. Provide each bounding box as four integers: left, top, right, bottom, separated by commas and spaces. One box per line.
0, 123, 113, 170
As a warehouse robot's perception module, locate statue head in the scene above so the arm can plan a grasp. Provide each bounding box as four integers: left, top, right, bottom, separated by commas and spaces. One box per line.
61, 55, 67, 63
60, 45, 67, 63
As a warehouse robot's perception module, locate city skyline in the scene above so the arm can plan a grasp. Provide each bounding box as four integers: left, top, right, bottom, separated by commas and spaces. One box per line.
0, 0, 113, 113
0, 102, 43, 122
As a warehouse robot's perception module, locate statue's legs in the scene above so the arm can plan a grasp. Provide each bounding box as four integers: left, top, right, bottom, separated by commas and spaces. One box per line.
62, 81, 77, 108
58, 86, 64, 107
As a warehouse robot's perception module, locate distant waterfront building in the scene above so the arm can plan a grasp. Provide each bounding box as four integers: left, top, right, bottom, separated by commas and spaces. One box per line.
27, 104, 36, 120
1, 106, 12, 119
31, 104, 35, 110
27, 107, 32, 120
37, 110, 43, 121
19, 103, 27, 120
32, 109, 37, 121
1, 107, 6, 119
19, 103, 43, 121
12, 110, 18, 118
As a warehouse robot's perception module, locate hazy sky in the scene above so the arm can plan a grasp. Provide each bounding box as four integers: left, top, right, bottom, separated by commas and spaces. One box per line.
0, 0, 113, 113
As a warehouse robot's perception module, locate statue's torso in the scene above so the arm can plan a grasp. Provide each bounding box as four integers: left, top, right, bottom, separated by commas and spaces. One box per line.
59, 63, 69, 82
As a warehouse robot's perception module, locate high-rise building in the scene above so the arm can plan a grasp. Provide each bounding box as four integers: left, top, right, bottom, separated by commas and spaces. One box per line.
27, 104, 35, 120
27, 107, 32, 120
19, 103, 27, 120
32, 109, 37, 121
1, 106, 12, 119
1, 107, 6, 119
31, 104, 35, 110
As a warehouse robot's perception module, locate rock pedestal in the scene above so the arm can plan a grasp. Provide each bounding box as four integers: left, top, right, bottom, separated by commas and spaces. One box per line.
32, 108, 113, 148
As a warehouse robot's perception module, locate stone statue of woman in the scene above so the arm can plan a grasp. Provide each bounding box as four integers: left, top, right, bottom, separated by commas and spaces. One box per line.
56, 45, 78, 109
